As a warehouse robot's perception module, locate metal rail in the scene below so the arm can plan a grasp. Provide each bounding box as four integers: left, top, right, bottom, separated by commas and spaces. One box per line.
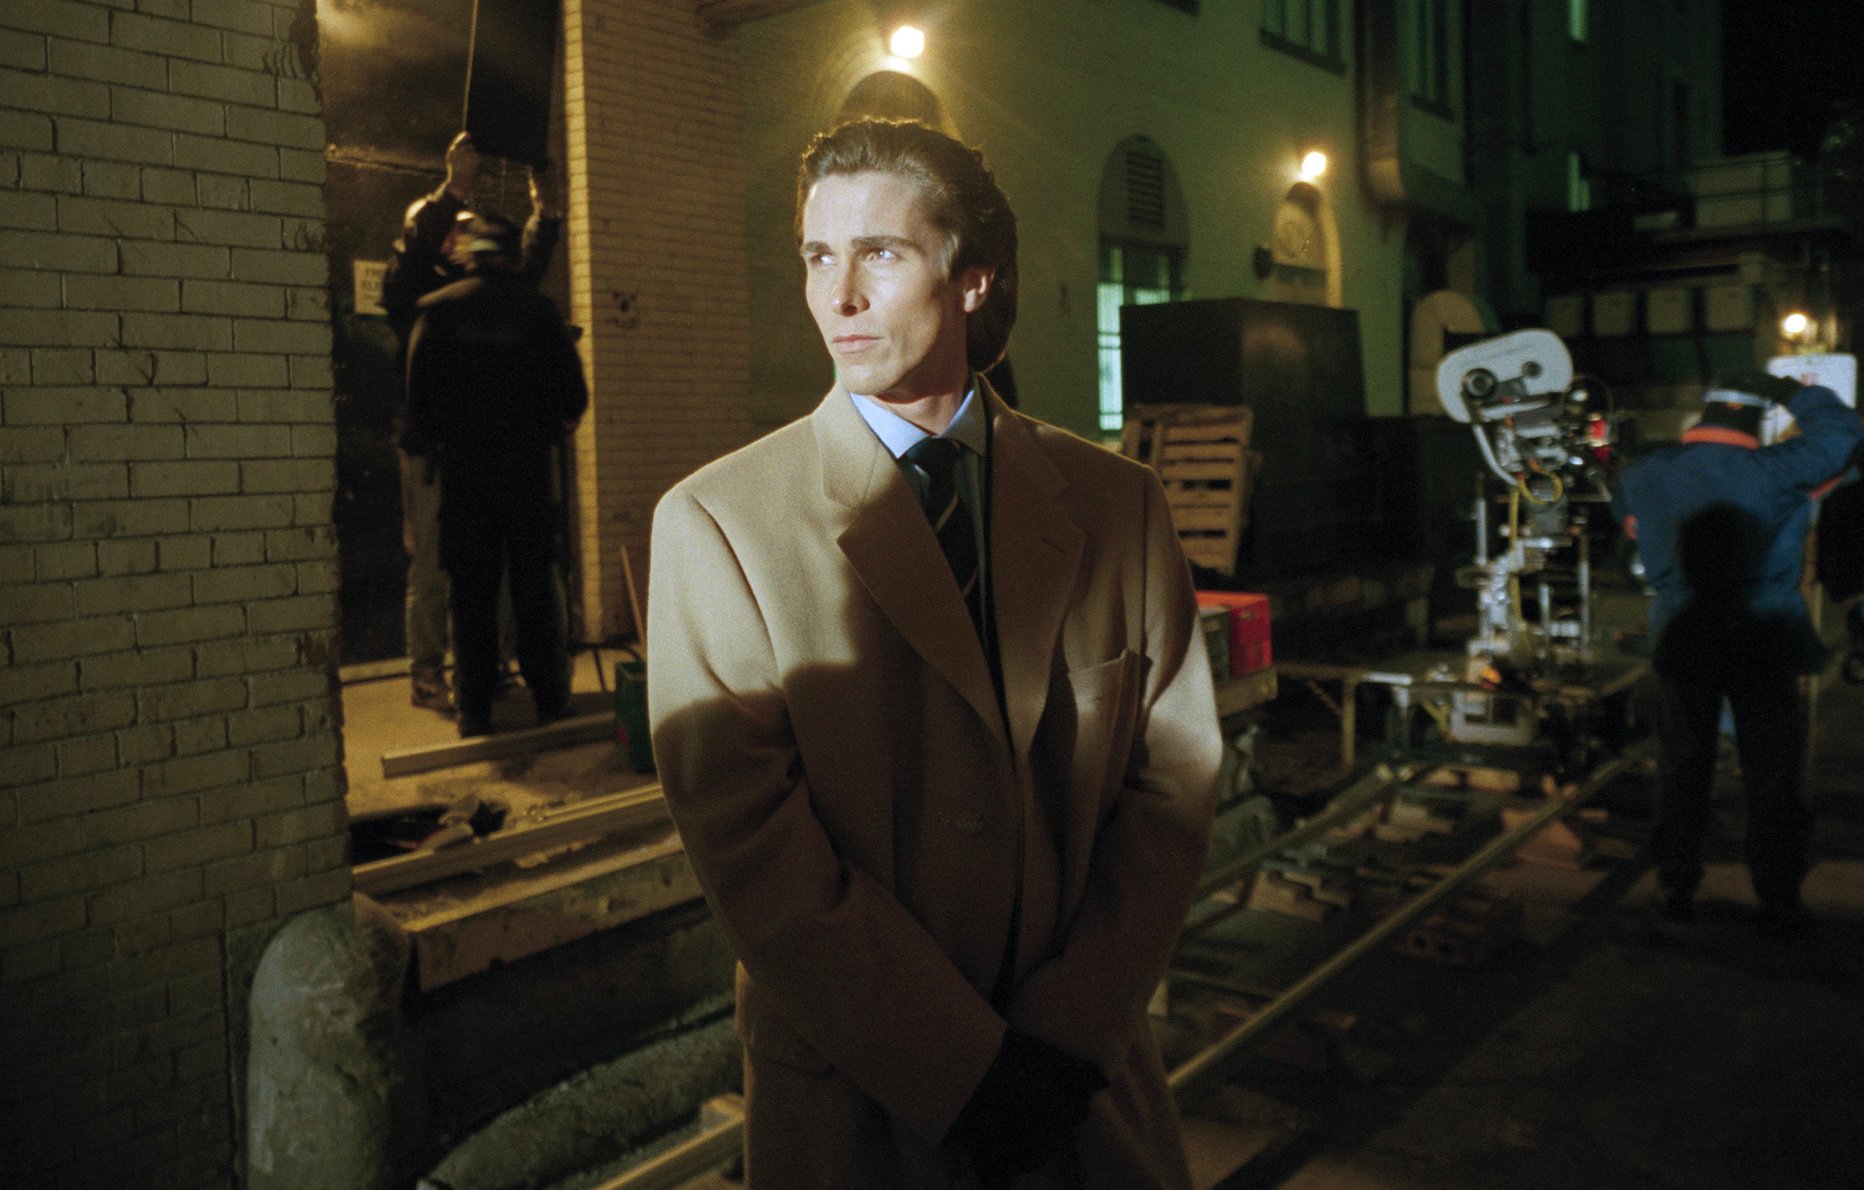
354, 786, 667, 896
581, 738, 1648, 1190
1192, 761, 1413, 910
379, 710, 617, 778
1166, 740, 1649, 1100
589, 1107, 744, 1190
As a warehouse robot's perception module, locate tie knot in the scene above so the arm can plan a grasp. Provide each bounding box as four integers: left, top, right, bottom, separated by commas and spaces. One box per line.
904, 435, 961, 476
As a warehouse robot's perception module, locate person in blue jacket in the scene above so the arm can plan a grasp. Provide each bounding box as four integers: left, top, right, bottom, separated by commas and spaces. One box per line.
1612, 370, 1863, 934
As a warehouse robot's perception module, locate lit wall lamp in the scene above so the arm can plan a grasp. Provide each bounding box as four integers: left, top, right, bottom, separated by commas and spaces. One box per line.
1298, 149, 1328, 182
888, 24, 926, 58
1779, 309, 1821, 352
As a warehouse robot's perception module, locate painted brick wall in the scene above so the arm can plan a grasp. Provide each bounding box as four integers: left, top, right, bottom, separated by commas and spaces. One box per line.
0, 1, 349, 1186
563, 0, 754, 640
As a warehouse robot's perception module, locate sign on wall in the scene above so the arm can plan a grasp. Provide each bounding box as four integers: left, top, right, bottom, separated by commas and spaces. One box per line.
1764, 352, 1857, 443
353, 259, 387, 317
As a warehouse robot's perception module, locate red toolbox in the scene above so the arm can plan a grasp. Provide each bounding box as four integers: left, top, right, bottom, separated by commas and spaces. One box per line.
1195, 591, 1272, 676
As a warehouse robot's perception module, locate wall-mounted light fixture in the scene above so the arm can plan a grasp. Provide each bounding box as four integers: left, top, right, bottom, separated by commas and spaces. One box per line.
888, 25, 926, 58
1298, 149, 1328, 181
1780, 310, 1812, 341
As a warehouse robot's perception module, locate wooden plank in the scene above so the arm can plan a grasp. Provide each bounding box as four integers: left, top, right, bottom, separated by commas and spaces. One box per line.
1172, 507, 1238, 531
1165, 421, 1252, 447
1162, 461, 1246, 483
1170, 491, 1240, 510
1125, 405, 1258, 576
379, 710, 614, 778
1215, 668, 1278, 717
1161, 438, 1248, 459
400, 836, 696, 990
353, 785, 669, 896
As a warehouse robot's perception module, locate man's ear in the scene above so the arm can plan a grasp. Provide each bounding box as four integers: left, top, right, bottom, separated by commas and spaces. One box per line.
960, 266, 993, 314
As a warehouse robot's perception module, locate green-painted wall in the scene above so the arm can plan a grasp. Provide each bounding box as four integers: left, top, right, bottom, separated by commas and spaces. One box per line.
737, 0, 1430, 437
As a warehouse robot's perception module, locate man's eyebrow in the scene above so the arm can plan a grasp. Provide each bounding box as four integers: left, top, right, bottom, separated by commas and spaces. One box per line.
799, 235, 918, 255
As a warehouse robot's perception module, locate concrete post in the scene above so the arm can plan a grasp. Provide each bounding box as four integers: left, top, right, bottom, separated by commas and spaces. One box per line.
247, 895, 427, 1190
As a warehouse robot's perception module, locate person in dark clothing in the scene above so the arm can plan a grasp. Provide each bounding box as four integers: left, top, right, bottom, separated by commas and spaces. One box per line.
1612, 370, 1863, 934
381, 131, 564, 713
403, 213, 588, 737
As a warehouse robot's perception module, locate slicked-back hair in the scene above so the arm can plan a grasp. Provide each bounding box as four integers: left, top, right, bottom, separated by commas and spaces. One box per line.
796, 118, 1019, 373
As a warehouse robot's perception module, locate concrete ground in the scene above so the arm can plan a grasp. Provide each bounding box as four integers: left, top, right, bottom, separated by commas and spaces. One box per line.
339, 646, 651, 825
1178, 672, 1864, 1190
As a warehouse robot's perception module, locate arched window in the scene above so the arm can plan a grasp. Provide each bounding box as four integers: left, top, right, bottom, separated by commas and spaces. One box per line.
1097, 136, 1189, 432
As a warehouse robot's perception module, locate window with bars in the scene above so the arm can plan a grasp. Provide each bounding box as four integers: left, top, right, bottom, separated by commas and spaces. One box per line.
1409, 0, 1451, 115
1567, 151, 1591, 212
1260, 0, 1343, 70
1096, 137, 1188, 434
1097, 243, 1183, 433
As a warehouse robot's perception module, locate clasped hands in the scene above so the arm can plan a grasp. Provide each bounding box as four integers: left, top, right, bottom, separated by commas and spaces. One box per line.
947, 1030, 1108, 1186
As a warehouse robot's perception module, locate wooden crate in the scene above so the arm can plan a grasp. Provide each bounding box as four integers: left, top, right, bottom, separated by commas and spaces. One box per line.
1122, 404, 1257, 576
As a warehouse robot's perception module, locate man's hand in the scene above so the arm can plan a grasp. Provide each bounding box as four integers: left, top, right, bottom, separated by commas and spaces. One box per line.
1714, 369, 1802, 405
947, 1032, 1106, 1185
444, 132, 480, 203
529, 162, 562, 220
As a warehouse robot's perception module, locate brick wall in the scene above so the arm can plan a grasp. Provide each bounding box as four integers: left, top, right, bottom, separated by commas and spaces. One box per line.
563, 0, 754, 640
0, 1, 349, 1186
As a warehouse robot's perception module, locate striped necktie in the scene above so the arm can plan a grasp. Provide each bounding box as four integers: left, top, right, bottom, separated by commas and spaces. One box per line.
903, 436, 982, 637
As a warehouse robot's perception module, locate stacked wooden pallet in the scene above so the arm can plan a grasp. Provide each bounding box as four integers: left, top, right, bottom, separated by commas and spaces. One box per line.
1122, 403, 1258, 577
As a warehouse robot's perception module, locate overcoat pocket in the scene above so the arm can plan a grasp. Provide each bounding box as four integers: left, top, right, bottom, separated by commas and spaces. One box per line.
735, 965, 833, 1073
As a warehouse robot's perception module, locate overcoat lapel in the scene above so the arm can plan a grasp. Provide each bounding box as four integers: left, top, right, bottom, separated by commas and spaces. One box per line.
984, 389, 1086, 765
816, 389, 1009, 754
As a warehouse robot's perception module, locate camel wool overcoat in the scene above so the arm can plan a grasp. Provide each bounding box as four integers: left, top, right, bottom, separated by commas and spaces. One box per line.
646, 381, 1224, 1188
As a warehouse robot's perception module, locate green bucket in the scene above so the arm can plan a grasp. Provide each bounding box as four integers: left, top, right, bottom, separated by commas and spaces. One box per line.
613, 653, 655, 773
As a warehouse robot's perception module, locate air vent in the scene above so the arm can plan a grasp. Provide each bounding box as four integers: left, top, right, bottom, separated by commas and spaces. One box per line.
1125, 148, 1166, 231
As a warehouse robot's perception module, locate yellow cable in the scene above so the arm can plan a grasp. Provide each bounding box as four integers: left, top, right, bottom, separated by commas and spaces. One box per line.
1508, 484, 1524, 631
1515, 469, 1564, 505
1420, 699, 1451, 733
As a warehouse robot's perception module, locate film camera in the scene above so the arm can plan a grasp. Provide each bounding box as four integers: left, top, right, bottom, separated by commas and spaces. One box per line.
1429, 330, 1619, 742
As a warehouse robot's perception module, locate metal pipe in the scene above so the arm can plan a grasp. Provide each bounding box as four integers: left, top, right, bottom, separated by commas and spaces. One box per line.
588, 1116, 743, 1190
1189, 763, 1407, 913
1167, 740, 1650, 1101
1577, 529, 1592, 657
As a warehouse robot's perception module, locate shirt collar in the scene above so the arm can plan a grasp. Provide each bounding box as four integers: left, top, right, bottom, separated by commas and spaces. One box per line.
850, 381, 987, 460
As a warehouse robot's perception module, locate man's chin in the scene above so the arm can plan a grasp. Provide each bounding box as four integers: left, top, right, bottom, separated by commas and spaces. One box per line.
836, 367, 896, 398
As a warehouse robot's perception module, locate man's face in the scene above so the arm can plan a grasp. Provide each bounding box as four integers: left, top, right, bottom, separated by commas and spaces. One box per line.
800, 171, 990, 405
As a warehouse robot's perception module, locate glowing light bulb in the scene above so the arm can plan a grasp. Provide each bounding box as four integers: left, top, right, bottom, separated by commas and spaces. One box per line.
1780, 311, 1810, 338
889, 25, 925, 58
1299, 150, 1328, 180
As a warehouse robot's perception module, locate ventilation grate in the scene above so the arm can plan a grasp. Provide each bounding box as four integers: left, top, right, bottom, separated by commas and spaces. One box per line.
1125, 148, 1166, 231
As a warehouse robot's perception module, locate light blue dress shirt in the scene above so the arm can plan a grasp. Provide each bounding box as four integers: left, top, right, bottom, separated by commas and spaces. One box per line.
850, 386, 992, 640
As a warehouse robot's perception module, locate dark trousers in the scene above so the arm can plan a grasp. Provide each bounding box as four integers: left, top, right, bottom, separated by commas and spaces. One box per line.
438, 455, 570, 723
1652, 667, 1809, 907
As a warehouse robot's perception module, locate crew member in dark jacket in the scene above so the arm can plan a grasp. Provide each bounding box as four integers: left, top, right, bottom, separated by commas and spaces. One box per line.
382, 132, 563, 713
1612, 370, 1862, 934
403, 213, 588, 737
